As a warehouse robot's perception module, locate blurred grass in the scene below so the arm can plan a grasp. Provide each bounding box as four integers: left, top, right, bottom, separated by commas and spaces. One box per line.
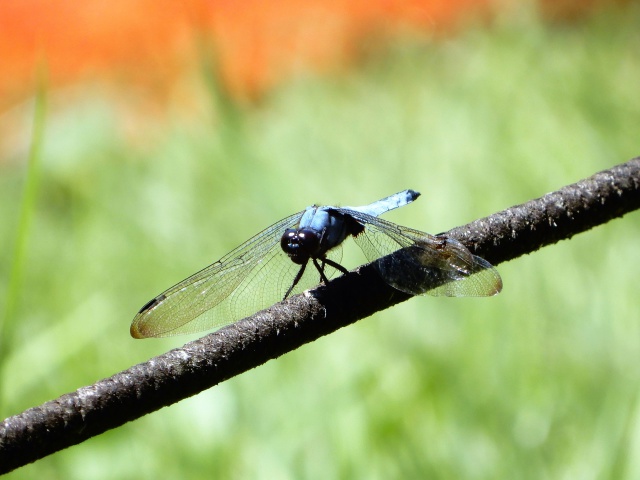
2, 6, 640, 479
0, 74, 46, 388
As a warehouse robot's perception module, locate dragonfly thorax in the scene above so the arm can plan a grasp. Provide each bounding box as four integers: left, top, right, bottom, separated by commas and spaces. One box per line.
281, 227, 323, 265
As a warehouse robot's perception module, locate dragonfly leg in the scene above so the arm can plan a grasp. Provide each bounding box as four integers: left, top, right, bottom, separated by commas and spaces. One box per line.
284, 262, 307, 300
322, 257, 349, 276
312, 258, 331, 285
312, 257, 349, 287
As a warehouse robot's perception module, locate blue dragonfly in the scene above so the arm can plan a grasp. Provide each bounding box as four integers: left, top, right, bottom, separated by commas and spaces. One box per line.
131, 190, 502, 338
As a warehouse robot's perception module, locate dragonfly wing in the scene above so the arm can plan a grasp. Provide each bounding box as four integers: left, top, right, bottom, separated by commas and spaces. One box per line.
131, 210, 305, 338
337, 208, 502, 297
375, 237, 503, 297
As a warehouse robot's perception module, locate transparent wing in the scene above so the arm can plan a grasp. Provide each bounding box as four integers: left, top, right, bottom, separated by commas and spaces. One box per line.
131, 211, 345, 338
336, 208, 502, 297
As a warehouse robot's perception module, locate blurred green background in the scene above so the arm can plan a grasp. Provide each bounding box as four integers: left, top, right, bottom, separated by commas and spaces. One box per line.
2, 6, 640, 479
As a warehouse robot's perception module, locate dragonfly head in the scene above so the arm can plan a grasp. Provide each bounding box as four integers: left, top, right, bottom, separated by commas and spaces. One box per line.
281, 228, 322, 265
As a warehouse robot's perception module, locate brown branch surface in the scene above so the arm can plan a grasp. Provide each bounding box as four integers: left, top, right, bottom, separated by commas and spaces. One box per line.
1, 158, 639, 474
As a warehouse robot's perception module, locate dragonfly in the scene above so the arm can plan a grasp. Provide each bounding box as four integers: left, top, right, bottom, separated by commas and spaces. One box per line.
131, 190, 502, 338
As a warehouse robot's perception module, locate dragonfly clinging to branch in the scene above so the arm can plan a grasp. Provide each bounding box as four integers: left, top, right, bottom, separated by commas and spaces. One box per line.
131, 190, 502, 338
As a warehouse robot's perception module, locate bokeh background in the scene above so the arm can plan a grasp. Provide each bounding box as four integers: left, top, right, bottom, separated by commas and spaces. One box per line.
1, 0, 640, 478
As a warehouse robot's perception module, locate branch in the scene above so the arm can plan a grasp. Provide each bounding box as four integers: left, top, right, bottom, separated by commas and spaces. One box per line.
1, 158, 639, 474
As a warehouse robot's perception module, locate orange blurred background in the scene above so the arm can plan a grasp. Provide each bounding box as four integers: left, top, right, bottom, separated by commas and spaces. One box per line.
0, 0, 625, 110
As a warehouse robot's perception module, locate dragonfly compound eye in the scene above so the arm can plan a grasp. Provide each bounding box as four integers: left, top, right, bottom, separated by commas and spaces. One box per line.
281, 228, 321, 263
